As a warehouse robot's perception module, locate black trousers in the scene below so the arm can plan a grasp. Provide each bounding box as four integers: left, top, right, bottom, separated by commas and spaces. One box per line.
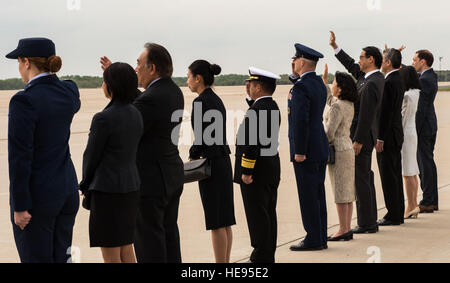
134, 187, 183, 263
240, 180, 279, 263
355, 148, 378, 228
417, 133, 438, 206
293, 161, 327, 248
11, 192, 79, 263
377, 146, 405, 223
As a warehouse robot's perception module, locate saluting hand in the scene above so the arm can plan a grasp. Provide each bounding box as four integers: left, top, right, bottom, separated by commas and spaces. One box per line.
384, 43, 406, 52
14, 211, 32, 230
329, 31, 338, 50
242, 174, 253, 185
291, 62, 299, 78
100, 56, 113, 71
322, 64, 329, 85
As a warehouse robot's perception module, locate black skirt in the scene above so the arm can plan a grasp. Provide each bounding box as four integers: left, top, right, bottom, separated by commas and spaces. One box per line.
198, 155, 236, 230
89, 190, 139, 248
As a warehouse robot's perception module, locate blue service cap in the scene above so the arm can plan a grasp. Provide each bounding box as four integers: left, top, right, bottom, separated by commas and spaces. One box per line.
5, 37, 56, 59
293, 43, 324, 62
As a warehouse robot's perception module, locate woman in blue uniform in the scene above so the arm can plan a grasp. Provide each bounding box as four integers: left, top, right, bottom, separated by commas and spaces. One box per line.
186, 60, 236, 263
6, 38, 81, 263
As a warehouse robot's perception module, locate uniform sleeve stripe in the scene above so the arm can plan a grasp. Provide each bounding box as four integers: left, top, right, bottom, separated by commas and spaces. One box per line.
241, 159, 256, 169
242, 157, 256, 163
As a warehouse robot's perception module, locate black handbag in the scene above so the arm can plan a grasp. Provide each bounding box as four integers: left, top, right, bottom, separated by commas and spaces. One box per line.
81, 190, 92, 210
184, 158, 211, 184
327, 144, 336, 165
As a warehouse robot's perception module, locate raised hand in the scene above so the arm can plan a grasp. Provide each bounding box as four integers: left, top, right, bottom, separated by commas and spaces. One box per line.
384, 44, 406, 52
329, 31, 338, 49
322, 64, 329, 85
100, 56, 113, 71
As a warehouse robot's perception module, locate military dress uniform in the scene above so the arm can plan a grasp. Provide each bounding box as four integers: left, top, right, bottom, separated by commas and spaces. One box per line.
288, 44, 330, 251
6, 38, 81, 262
234, 67, 281, 263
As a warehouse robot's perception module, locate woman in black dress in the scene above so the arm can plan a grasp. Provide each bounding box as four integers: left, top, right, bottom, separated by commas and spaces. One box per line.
187, 60, 236, 263
79, 62, 143, 263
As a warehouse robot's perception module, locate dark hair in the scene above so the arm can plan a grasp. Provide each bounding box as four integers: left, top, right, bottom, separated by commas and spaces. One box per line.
335, 72, 359, 103
399, 65, 422, 91
103, 62, 138, 104
363, 46, 383, 69
252, 80, 277, 95
19, 55, 62, 73
188, 60, 221, 86
383, 48, 402, 69
144, 43, 173, 78
416, 49, 434, 67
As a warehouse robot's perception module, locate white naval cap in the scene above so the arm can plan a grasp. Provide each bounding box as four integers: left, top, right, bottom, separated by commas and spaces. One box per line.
246, 66, 281, 83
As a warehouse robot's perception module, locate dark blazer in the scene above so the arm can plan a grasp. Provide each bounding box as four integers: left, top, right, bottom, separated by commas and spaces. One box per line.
234, 97, 281, 185
416, 68, 438, 136
189, 88, 231, 159
133, 78, 185, 197
336, 49, 385, 149
378, 70, 405, 148
8, 75, 80, 212
288, 72, 329, 162
79, 100, 143, 194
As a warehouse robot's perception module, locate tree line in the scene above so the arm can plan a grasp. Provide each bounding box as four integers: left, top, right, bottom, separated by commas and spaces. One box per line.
1, 71, 450, 91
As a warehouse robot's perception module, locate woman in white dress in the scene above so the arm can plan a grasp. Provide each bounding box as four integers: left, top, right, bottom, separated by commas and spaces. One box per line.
399, 65, 421, 219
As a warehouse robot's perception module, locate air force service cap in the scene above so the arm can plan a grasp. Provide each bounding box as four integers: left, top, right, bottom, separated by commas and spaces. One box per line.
293, 43, 324, 62
246, 67, 281, 84
6, 38, 56, 59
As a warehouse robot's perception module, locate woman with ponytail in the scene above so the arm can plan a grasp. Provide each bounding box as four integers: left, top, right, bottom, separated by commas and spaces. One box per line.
6, 38, 81, 263
187, 60, 236, 263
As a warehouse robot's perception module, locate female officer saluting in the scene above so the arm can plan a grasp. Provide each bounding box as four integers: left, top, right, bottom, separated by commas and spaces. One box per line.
6, 38, 81, 263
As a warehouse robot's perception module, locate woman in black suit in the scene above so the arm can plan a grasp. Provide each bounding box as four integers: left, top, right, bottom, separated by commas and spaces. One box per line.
79, 63, 143, 263
187, 60, 236, 263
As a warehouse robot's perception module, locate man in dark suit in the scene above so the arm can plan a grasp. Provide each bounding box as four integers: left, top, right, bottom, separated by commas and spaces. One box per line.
102, 43, 185, 262
234, 67, 281, 263
412, 50, 439, 213
288, 44, 329, 251
376, 48, 405, 225
6, 38, 80, 262
330, 31, 385, 234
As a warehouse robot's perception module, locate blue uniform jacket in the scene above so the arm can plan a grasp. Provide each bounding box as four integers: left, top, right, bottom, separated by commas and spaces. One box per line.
8, 75, 80, 212
288, 72, 329, 162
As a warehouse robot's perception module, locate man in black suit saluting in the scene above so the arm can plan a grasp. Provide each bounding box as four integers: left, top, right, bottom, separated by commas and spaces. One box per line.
101, 43, 185, 263
376, 48, 405, 226
330, 31, 385, 234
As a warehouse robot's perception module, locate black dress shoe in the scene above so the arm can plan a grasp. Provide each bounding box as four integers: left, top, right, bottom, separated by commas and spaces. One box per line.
352, 225, 378, 234
327, 231, 354, 241
433, 205, 439, 211
290, 241, 324, 251
419, 205, 434, 213
377, 218, 401, 226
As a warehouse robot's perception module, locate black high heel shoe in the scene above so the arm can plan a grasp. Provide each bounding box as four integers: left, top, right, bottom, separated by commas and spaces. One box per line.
327, 231, 354, 241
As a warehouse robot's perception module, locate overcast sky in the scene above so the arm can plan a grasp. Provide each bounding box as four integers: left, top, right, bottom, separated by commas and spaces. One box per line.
0, 0, 449, 79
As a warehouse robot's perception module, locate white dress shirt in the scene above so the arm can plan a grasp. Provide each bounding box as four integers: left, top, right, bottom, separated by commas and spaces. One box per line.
28, 72, 50, 84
